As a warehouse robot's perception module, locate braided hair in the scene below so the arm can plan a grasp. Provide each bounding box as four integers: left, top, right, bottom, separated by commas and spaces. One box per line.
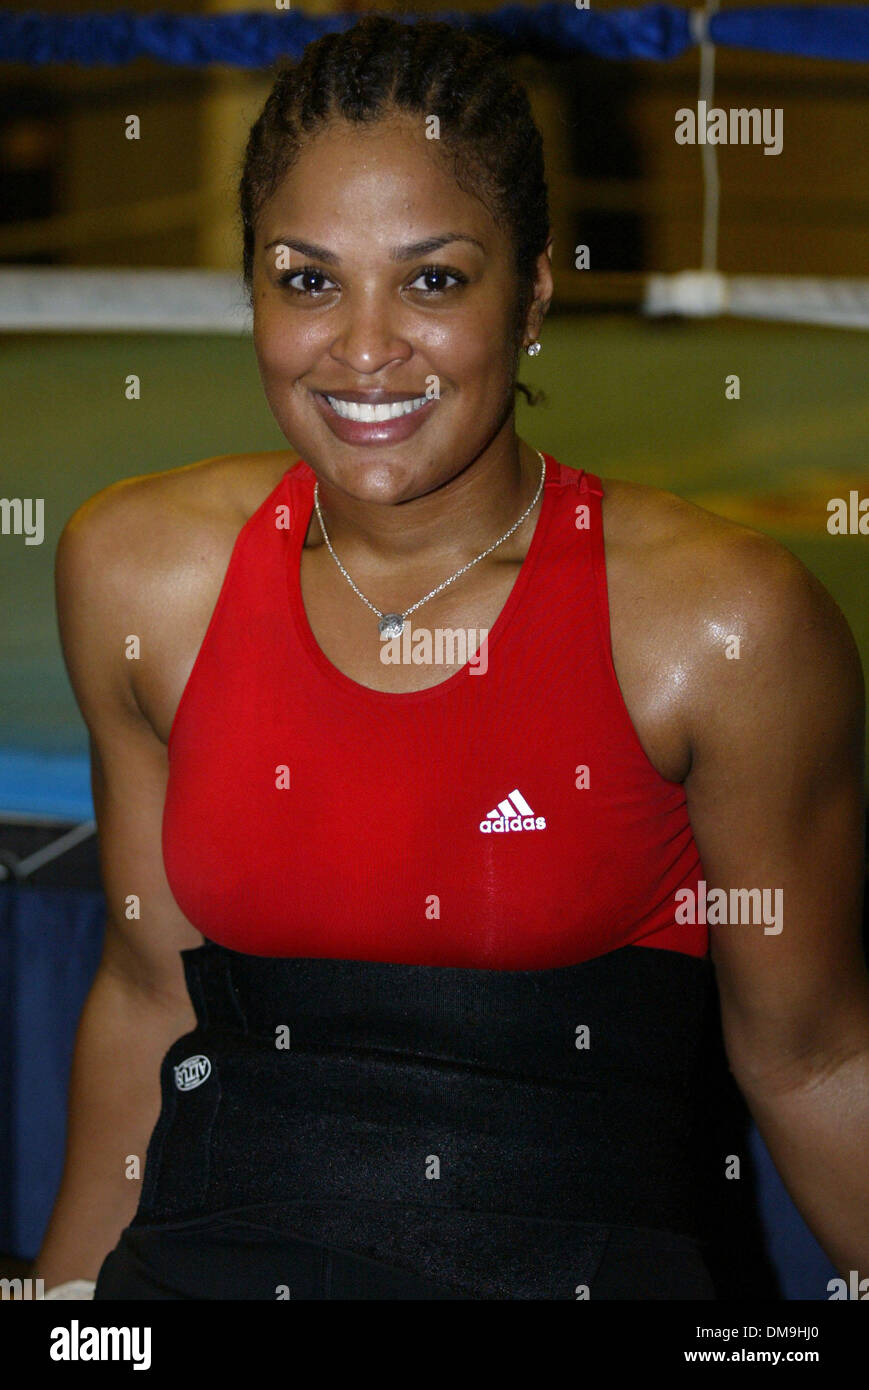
238, 14, 550, 402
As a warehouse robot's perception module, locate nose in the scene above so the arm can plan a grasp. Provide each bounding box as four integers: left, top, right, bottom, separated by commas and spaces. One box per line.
328, 291, 412, 375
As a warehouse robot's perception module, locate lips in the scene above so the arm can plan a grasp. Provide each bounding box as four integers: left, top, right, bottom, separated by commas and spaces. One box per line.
313, 388, 438, 445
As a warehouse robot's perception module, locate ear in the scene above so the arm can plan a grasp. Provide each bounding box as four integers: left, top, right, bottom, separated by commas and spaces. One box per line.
521, 237, 554, 348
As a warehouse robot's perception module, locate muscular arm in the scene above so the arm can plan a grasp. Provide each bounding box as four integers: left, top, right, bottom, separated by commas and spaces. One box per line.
681, 531, 869, 1277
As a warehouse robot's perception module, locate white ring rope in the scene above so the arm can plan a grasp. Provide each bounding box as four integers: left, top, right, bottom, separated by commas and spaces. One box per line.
1, 266, 867, 332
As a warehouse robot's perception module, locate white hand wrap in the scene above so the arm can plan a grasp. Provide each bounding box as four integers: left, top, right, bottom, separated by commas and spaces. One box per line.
43, 1279, 96, 1300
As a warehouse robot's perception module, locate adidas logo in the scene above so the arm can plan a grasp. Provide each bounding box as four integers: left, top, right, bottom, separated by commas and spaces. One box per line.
480, 788, 546, 834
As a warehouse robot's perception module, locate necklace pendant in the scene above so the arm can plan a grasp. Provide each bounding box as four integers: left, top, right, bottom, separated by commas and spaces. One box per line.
379, 613, 405, 640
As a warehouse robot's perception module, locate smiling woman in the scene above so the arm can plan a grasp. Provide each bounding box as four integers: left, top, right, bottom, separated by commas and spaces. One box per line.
245, 116, 547, 503
40, 14, 869, 1303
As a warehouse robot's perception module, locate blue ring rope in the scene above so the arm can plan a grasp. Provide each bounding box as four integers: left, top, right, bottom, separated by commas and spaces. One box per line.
0, 6, 867, 68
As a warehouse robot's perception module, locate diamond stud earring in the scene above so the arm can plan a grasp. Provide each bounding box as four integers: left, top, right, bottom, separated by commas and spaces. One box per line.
525, 341, 541, 357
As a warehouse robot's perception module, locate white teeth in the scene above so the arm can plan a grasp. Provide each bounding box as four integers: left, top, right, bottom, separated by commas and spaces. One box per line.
324, 395, 428, 422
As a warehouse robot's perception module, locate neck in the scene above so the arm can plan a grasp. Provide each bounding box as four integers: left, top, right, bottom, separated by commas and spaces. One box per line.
307, 430, 544, 574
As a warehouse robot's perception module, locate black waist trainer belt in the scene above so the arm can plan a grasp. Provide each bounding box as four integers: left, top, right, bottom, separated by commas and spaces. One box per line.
127, 942, 723, 1299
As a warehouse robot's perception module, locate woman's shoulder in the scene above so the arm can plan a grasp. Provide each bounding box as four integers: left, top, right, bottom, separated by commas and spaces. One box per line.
598, 472, 815, 605
597, 473, 859, 707
61, 450, 298, 542
59, 451, 296, 583
55, 451, 299, 657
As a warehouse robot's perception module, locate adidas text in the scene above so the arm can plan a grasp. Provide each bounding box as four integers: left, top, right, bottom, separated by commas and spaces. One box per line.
480, 814, 546, 834
480, 789, 546, 833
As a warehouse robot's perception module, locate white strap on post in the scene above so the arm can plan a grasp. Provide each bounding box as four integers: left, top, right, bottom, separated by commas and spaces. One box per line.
693, 2, 721, 272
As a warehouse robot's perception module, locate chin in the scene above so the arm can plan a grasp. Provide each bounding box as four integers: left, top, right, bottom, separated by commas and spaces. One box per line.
317, 451, 437, 504
351, 473, 427, 507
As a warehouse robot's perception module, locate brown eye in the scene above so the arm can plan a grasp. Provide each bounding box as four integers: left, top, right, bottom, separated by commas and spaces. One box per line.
409, 265, 468, 294
277, 267, 335, 296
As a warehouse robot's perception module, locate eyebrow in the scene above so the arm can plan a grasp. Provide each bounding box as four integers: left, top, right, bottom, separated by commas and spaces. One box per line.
262, 233, 485, 264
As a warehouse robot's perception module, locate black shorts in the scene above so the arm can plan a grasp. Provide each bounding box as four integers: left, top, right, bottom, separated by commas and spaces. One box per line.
95, 1211, 715, 1300
94, 942, 727, 1300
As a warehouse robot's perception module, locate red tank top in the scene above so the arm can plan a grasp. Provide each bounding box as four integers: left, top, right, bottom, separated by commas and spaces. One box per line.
162, 454, 708, 968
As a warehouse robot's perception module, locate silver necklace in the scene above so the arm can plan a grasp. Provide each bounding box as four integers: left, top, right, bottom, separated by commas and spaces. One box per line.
313, 449, 547, 639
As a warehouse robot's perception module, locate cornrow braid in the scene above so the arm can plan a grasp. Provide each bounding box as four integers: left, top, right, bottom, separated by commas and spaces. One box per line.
239, 14, 550, 403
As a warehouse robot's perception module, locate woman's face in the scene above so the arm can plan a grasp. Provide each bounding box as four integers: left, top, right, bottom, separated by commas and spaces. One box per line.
252, 112, 548, 504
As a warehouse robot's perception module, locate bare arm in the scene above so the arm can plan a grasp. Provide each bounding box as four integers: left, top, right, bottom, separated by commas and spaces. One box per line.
35, 487, 203, 1287
682, 533, 869, 1277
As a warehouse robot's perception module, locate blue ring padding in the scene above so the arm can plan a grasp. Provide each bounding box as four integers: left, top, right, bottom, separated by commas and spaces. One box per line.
0, 748, 93, 822
0, 6, 867, 68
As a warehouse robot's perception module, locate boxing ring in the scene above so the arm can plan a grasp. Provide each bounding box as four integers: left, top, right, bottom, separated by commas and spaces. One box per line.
1, 4, 868, 1298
